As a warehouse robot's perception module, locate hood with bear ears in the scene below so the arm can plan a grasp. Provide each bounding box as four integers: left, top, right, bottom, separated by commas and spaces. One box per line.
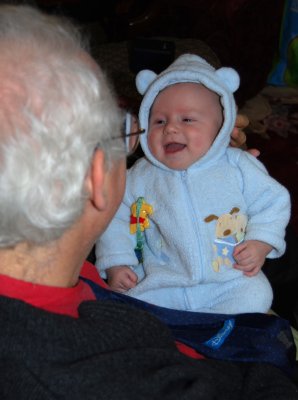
136, 53, 240, 171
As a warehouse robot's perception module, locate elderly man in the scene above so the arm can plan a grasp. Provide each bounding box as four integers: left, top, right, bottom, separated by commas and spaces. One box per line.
0, 4, 297, 399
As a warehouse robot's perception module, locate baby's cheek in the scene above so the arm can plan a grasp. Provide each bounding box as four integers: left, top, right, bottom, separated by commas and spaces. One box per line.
147, 130, 158, 152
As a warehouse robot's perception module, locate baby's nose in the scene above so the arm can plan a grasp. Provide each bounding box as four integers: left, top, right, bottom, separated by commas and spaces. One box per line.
164, 120, 178, 134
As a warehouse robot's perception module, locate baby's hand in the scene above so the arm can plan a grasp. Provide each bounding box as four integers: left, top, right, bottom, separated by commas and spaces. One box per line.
233, 240, 273, 276
106, 265, 138, 293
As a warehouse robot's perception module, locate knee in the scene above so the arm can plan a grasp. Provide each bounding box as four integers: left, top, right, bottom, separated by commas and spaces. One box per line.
248, 275, 273, 313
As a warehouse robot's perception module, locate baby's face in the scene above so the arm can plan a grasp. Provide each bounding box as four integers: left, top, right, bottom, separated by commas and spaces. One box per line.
148, 82, 223, 170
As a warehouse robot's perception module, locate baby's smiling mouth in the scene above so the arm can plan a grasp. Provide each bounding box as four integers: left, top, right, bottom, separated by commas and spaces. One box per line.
164, 142, 186, 154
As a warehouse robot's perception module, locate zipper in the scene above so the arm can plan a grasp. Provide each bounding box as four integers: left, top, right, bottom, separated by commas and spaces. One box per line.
180, 170, 204, 282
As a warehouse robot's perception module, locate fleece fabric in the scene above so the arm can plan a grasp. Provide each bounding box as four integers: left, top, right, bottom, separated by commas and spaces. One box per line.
96, 54, 291, 314
1, 295, 298, 400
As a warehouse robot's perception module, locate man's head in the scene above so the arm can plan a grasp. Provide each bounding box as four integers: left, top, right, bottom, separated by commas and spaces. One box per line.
0, 5, 125, 248
136, 53, 240, 170
148, 82, 223, 170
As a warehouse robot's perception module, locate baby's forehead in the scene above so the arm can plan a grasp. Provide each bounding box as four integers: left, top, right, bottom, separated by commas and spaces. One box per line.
158, 81, 217, 98
152, 82, 219, 107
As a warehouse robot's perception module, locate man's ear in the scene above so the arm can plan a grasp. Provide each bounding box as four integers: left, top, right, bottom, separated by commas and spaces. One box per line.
86, 149, 107, 210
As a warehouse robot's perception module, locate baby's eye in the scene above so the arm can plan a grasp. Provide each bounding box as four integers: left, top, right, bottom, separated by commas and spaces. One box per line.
149, 117, 164, 128
182, 117, 194, 123
155, 119, 166, 125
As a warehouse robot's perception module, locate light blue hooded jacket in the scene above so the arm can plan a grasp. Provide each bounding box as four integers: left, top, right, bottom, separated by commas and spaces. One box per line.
95, 54, 290, 313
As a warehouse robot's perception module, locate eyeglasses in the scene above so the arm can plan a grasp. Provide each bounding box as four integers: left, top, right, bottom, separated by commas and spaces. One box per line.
112, 112, 145, 156
95, 113, 145, 157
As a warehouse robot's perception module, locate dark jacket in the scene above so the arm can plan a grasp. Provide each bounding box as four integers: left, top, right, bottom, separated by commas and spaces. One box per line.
0, 296, 297, 399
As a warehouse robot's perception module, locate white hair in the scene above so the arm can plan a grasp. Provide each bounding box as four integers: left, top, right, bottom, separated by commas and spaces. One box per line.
0, 5, 124, 247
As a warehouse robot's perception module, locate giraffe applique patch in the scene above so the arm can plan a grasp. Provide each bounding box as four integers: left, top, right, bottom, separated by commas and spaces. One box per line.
130, 197, 153, 263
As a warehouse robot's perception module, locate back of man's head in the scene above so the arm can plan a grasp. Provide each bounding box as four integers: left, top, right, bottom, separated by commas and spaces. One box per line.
0, 5, 123, 247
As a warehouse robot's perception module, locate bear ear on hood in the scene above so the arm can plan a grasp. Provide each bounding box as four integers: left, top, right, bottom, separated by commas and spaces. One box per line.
136, 69, 157, 95
215, 67, 240, 93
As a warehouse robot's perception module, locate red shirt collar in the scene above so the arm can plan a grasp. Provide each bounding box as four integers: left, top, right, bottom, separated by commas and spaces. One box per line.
0, 262, 98, 318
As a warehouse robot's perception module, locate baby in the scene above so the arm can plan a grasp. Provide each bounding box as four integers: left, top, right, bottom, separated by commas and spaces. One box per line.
95, 54, 290, 314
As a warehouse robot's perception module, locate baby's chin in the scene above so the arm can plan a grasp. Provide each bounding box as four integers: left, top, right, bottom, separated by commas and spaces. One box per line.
161, 158, 194, 171
160, 152, 205, 171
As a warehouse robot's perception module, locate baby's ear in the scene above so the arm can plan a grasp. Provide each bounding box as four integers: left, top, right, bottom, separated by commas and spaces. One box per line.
136, 70, 157, 95
216, 67, 240, 93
